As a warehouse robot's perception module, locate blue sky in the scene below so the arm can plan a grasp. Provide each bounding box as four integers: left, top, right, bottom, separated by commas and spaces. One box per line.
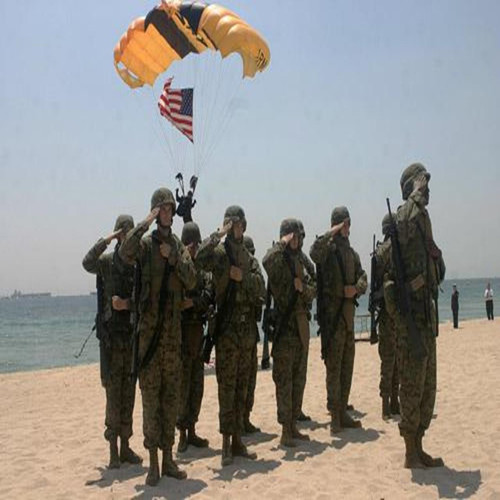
1, 0, 499, 295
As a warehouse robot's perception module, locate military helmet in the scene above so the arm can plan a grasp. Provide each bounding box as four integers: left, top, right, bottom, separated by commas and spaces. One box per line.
223, 205, 247, 231
243, 235, 256, 255
279, 218, 300, 238
331, 206, 350, 226
150, 187, 176, 211
400, 163, 431, 200
114, 214, 134, 234
297, 220, 306, 239
381, 213, 392, 237
181, 222, 201, 245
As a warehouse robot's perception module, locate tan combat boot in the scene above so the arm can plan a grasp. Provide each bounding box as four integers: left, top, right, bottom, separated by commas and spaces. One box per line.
187, 424, 209, 448
403, 435, 426, 469
232, 433, 257, 459
416, 430, 444, 467
280, 424, 297, 447
221, 434, 233, 466
161, 447, 187, 479
146, 448, 160, 486
108, 437, 120, 469
120, 438, 142, 464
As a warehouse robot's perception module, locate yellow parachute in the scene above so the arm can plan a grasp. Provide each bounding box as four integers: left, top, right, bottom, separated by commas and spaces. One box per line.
114, 1, 270, 88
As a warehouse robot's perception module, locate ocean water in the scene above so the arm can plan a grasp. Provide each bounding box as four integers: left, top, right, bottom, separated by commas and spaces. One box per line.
0, 278, 498, 374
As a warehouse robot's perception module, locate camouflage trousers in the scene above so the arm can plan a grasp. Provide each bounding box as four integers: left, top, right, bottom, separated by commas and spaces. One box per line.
139, 328, 182, 450
325, 323, 355, 415
272, 331, 307, 425
177, 351, 204, 430
103, 341, 136, 442
378, 310, 399, 398
397, 333, 436, 438
215, 322, 255, 435
244, 339, 258, 421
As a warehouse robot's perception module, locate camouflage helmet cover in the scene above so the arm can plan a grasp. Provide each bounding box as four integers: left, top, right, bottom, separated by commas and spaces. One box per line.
381, 213, 392, 237
400, 163, 431, 200
279, 217, 300, 238
243, 235, 256, 255
331, 206, 350, 226
150, 187, 176, 211
181, 222, 201, 245
223, 205, 247, 231
114, 214, 134, 234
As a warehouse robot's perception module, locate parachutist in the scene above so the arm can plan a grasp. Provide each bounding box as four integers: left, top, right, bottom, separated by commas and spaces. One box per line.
176, 189, 197, 223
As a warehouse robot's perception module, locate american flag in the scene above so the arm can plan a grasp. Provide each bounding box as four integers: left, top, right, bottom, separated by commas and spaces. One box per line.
158, 77, 194, 142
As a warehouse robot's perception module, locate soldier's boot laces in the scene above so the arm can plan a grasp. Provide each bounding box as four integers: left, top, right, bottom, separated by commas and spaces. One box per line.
244, 418, 261, 434
162, 447, 187, 480
416, 431, 444, 468
108, 438, 120, 469
120, 438, 143, 464
146, 448, 160, 487
341, 411, 362, 429
177, 429, 188, 453
232, 433, 257, 459
390, 394, 400, 415
297, 410, 311, 422
382, 396, 391, 421
291, 422, 310, 441
403, 435, 426, 469
221, 434, 233, 466
280, 424, 297, 448
187, 425, 209, 448
330, 411, 342, 435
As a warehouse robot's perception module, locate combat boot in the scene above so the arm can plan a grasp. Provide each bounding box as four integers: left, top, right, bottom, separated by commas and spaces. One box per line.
146, 448, 160, 486
177, 429, 188, 453
403, 435, 426, 469
382, 396, 391, 421
187, 425, 209, 448
297, 410, 311, 422
280, 424, 297, 447
244, 418, 261, 434
108, 437, 120, 469
416, 430, 444, 467
341, 411, 362, 428
291, 422, 310, 441
120, 438, 143, 464
221, 434, 233, 466
390, 394, 400, 415
232, 433, 257, 459
161, 447, 187, 479
330, 411, 342, 435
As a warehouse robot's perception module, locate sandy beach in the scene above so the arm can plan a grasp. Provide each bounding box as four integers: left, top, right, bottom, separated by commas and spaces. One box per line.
1, 318, 499, 499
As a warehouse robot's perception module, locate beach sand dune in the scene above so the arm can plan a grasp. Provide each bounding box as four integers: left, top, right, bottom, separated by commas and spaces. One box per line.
1, 319, 499, 499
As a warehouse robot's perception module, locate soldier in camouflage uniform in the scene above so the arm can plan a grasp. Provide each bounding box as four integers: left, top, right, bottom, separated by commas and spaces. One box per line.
263, 218, 316, 447
196, 206, 265, 466
384, 163, 445, 468
119, 188, 196, 486
177, 222, 214, 453
242, 235, 263, 434
310, 207, 367, 434
82, 215, 143, 469
375, 214, 399, 420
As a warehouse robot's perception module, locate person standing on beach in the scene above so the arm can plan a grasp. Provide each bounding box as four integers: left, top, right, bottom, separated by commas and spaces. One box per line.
376, 214, 400, 420
82, 214, 143, 469
119, 188, 196, 486
310, 207, 367, 434
451, 284, 459, 328
263, 218, 316, 447
176, 222, 214, 453
196, 206, 265, 466
485, 282, 494, 320
242, 235, 263, 434
385, 163, 446, 469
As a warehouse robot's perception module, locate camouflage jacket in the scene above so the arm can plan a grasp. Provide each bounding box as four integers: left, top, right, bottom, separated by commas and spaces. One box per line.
310, 233, 367, 332
182, 266, 215, 325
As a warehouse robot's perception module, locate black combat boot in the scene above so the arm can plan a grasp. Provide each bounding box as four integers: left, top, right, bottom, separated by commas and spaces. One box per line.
390, 393, 400, 415
330, 411, 342, 435
244, 417, 261, 434
146, 448, 160, 486
108, 437, 120, 469
280, 424, 297, 447
291, 422, 310, 441
382, 396, 391, 421
187, 424, 209, 448
161, 447, 187, 479
403, 435, 426, 469
221, 434, 233, 466
177, 429, 188, 453
416, 429, 444, 467
232, 433, 257, 459
297, 410, 311, 422
341, 411, 362, 428
120, 438, 143, 464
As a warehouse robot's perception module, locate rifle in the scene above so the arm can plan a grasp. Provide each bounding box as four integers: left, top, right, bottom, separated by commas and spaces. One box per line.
386, 198, 427, 360
261, 282, 274, 369
202, 238, 237, 363
368, 234, 380, 345
95, 274, 111, 386
130, 260, 141, 381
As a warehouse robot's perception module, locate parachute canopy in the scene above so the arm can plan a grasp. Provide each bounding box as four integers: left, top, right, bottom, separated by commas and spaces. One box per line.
114, 1, 270, 88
